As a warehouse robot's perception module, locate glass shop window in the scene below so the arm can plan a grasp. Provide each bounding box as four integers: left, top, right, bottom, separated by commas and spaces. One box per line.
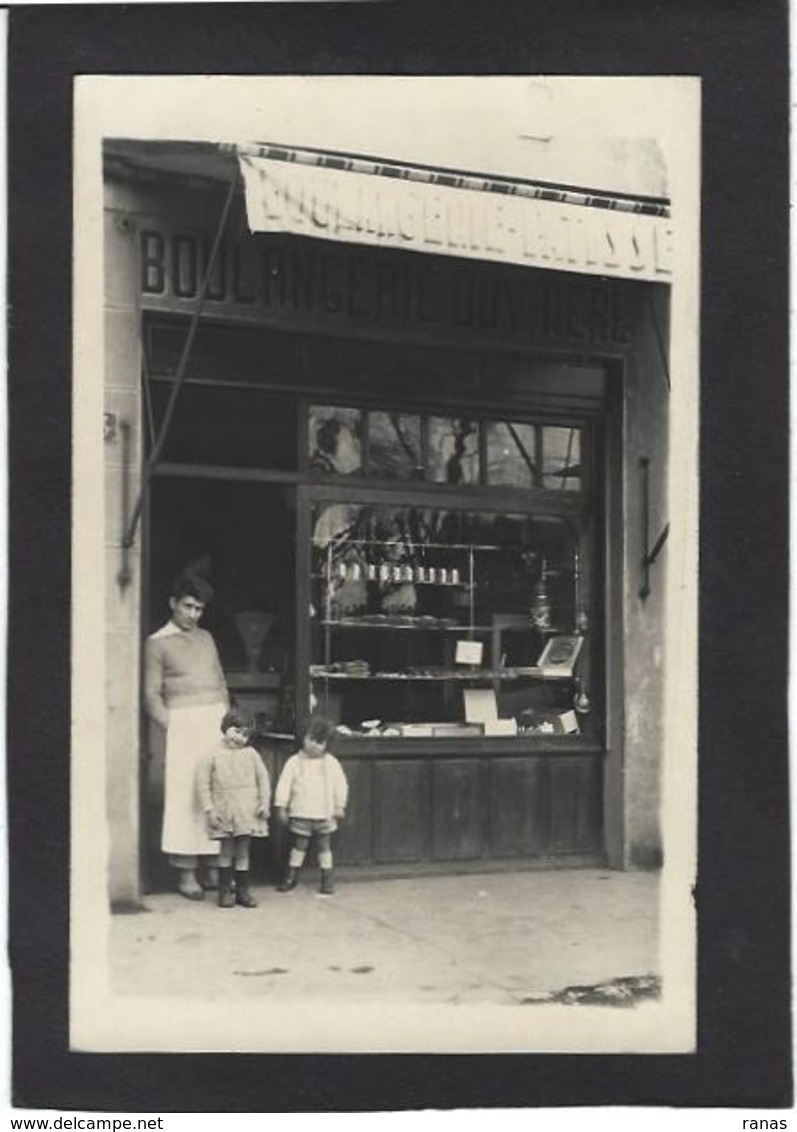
308, 405, 363, 476
486, 421, 538, 487
542, 427, 582, 492
368, 412, 423, 480
309, 500, 596, 742
427, 417, 480, 485
307, 403, 584, 494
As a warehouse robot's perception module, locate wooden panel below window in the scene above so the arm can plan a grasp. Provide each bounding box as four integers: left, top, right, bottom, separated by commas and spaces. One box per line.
549, 756, 603, 854
431, 760, 483, 860
488, 758, 548, 857
261, 748, 604, 873
373, 760, 428, 863
335, 759, 373, 865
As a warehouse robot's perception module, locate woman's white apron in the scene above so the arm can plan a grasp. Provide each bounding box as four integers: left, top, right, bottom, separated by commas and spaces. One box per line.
161, 702, 226, 855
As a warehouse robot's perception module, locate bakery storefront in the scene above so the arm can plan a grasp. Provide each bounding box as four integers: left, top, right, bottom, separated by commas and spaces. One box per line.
103, 140, 672, 903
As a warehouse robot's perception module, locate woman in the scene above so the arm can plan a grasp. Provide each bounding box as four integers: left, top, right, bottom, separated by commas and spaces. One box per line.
144, 572, 228, 899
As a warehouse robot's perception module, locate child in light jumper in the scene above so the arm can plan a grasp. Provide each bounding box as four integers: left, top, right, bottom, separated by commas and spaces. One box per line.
197, 708, 271, 908
274, 716, 348, 896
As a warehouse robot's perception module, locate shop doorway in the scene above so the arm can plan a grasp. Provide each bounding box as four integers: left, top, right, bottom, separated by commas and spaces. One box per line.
142, 474, 296, 892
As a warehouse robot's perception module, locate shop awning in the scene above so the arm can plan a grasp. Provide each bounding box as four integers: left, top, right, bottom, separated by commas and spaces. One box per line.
234, 141, 673, 284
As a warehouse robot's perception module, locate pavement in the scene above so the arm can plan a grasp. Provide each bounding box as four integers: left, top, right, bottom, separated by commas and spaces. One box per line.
109, 866, 660, 1006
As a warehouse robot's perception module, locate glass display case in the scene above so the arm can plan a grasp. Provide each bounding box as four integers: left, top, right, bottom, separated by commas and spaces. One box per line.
309, 502, 597, 741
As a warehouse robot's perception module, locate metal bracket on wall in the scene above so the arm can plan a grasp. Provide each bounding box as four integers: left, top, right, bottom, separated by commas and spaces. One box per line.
117, 420, 134, 588
639, 456, 669, 600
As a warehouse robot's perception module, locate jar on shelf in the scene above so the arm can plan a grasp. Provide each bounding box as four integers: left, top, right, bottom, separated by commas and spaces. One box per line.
529, 578, 552, 631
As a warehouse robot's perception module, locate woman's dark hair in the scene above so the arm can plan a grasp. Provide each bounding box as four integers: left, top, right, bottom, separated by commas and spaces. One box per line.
304, 715, 336, 746
221, 707, 256, 735
170, 571, 215, 604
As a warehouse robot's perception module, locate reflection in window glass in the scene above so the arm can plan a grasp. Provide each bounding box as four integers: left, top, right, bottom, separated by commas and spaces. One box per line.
543, 428, 581, 491
428, 417, 479, 484
368, 412, 422, 479
486, 422, 538, 487
309, 405, 362, 475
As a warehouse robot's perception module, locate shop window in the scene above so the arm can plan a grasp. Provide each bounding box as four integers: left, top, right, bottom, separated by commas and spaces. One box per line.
309, 500, 595, 742
306, 404, 585, 494
428, 417, 480, 485
308, 405, 363, 476
368, 411, 423, 479
542, 427, 582, 491
486, 421, 539, 487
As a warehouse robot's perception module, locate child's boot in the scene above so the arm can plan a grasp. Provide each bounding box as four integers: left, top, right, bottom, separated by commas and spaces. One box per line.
218, 867, 236, 908
319, 869, 335, 896
278, 866, 300, 892
235, 871, 257, 908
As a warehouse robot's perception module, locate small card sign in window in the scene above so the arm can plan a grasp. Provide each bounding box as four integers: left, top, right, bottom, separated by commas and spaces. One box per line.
536, 634, 584, 678
455, 639, 483, 666
463, 687, 497, 724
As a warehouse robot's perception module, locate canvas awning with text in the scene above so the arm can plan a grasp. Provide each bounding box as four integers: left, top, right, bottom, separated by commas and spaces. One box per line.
235, 141, 673, 284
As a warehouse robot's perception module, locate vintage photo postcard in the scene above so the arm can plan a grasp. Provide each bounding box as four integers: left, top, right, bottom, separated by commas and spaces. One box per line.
70, 74, 699, 1055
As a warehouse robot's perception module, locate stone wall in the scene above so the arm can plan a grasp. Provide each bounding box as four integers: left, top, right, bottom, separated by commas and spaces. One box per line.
104, 181, 144, 905
622, 285, 670, 867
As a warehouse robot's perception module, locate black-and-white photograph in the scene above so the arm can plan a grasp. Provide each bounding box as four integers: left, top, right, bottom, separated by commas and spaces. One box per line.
70, 74, 699, 1054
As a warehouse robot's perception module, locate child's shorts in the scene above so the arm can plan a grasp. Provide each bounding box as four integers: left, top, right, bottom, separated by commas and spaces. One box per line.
289, 817, 336, 837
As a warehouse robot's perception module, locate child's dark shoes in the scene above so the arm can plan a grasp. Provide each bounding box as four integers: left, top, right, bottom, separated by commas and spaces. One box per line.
235, 884, 258, 908
217, 866, 235, 907
218, 883, 236, 908
278, 867, 299, 892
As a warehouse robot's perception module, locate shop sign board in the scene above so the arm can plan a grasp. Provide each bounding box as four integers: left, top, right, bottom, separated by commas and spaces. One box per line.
238, 154, 673, 284
139, 226, 639, 350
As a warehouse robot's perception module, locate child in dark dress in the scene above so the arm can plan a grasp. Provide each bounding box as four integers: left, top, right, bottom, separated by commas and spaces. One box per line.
197, 708, 271, 908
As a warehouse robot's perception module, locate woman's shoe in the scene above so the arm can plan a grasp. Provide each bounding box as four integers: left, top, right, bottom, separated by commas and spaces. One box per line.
177, 869, 204, 900
199, 867, 219, 891
178, 882, 204, 901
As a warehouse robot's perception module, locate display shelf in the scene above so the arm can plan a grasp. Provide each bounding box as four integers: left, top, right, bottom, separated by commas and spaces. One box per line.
310, 515, 588, 738
309, 666, 566, 681
314, 537, 521, 552
226, 670, 282, 689
313, 618, 571, 633
315, 618, 490, 631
